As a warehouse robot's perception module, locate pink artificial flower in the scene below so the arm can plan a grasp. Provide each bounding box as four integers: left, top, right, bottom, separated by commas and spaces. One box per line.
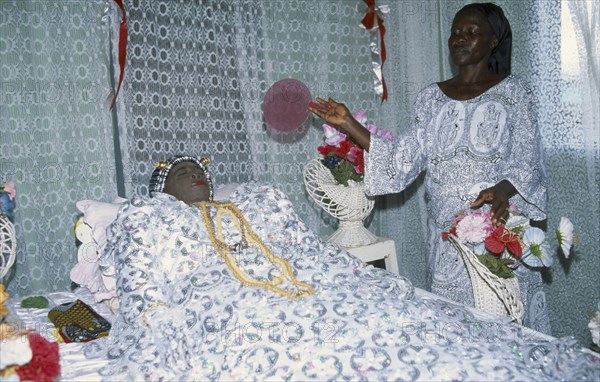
3, 180, 15, 200
322, 123, 346, 146
455, 211, 493, 244
352, 109, 368, 125
366, 124, 395, 140
346, 145, 362, 162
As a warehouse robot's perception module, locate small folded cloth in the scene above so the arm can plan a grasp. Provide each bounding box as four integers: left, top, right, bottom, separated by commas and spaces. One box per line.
48, 300, 111, 343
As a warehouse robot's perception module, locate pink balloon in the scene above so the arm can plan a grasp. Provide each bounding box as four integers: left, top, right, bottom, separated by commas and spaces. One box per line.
263, 79, 312, 142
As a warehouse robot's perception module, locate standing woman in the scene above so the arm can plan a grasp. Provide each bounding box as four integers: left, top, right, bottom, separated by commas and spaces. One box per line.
309, 3, 550, 334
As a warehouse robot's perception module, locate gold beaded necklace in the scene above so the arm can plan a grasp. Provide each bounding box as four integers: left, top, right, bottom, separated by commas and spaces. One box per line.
198, 201, 315, 300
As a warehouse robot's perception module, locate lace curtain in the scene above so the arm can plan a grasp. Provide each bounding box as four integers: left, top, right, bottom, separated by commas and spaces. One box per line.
110, 0, 255, 197
0, 1, 117, 293
110, 0, 378, 235
1, 0, 597, 346
549, 0, 598, 346
237, 0, 378, 234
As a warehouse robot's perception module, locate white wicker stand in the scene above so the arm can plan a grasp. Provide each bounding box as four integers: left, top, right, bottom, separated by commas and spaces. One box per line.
448, 234, 524, 324
0, 215, 16, 280
303, 158, 377, 248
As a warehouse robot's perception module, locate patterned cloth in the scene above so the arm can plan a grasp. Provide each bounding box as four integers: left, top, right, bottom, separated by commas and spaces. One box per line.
81, 182, 599, 381
365, 75, 551, 334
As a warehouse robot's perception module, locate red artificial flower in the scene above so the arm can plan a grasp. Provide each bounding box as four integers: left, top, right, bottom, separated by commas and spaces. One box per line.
349, 146, 365, 173
356, 149, 364, 173
318, 137, 366, 183
484, 226, 522, 258
318, 144, 336, 156
15, 333, 61, 382
335, 139, 353, 157
441, 226, 457, 241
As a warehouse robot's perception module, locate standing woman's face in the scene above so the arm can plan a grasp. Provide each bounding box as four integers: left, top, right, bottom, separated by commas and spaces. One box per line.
448, 9, 499, 69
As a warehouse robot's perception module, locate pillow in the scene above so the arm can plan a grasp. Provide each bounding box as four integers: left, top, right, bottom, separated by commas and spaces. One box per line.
70, 198, 127, 311
75, 197, 128, 251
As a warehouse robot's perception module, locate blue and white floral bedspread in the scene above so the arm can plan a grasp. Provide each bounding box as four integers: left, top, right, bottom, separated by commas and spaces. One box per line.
81, 183, 599, 381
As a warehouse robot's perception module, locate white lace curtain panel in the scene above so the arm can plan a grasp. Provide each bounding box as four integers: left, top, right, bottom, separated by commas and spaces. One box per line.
1, 0, 597, 346
0, 0, 118, 292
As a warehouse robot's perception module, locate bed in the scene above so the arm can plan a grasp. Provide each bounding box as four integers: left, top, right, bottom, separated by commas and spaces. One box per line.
5, 183, 600, 381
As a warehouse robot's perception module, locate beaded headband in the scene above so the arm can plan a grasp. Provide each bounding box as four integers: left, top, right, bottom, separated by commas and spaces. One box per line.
148, 155, 213, 200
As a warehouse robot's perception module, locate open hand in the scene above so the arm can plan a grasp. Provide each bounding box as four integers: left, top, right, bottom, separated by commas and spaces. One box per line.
308, 97, 354, 129
308, 97, 372, 151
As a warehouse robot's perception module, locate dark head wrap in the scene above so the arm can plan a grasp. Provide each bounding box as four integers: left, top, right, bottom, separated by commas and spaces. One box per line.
458, 3, 512, 76
149, 155, 213, 200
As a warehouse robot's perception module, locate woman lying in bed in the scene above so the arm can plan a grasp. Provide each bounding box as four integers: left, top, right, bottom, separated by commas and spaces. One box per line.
83, 155, 598, 381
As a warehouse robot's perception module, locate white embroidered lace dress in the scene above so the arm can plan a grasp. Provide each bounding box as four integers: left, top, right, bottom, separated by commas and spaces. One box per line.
364, 75, 551, 334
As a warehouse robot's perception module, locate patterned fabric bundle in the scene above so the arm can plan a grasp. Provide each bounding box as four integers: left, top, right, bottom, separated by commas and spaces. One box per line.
48, 300, 111, 343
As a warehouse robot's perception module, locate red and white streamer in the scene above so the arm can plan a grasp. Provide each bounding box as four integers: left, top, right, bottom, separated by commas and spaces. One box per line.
359, 0, 389, 103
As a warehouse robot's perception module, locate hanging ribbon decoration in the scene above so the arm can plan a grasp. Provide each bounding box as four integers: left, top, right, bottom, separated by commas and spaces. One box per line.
109, 0, 128, 110
360, 0, 389, 103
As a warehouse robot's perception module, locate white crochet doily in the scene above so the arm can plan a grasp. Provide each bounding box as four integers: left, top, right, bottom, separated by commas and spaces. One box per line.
303, 158, 376, 248
0, 214, 16, 280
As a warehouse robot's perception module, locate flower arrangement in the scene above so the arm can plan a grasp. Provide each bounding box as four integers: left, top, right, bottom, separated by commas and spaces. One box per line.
442, 207, 574, 278
0, 288, 61, 381
0, 180, 16, 222
0, 329, 61, 382
318, 110, 393, 186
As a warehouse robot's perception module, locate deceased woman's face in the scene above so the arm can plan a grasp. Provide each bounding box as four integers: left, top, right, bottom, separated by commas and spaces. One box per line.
164, 162, 211, 204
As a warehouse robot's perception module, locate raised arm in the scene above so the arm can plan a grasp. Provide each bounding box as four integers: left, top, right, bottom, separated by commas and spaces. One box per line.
309, 97, 372, 151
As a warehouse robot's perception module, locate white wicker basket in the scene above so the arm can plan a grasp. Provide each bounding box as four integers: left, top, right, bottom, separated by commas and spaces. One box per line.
303, 158, 377, 248
448, 234, 524, 324
0, 214, 16, 280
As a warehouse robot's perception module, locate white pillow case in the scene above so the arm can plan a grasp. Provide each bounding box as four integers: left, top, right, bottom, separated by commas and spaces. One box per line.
71, 197, 127, 311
